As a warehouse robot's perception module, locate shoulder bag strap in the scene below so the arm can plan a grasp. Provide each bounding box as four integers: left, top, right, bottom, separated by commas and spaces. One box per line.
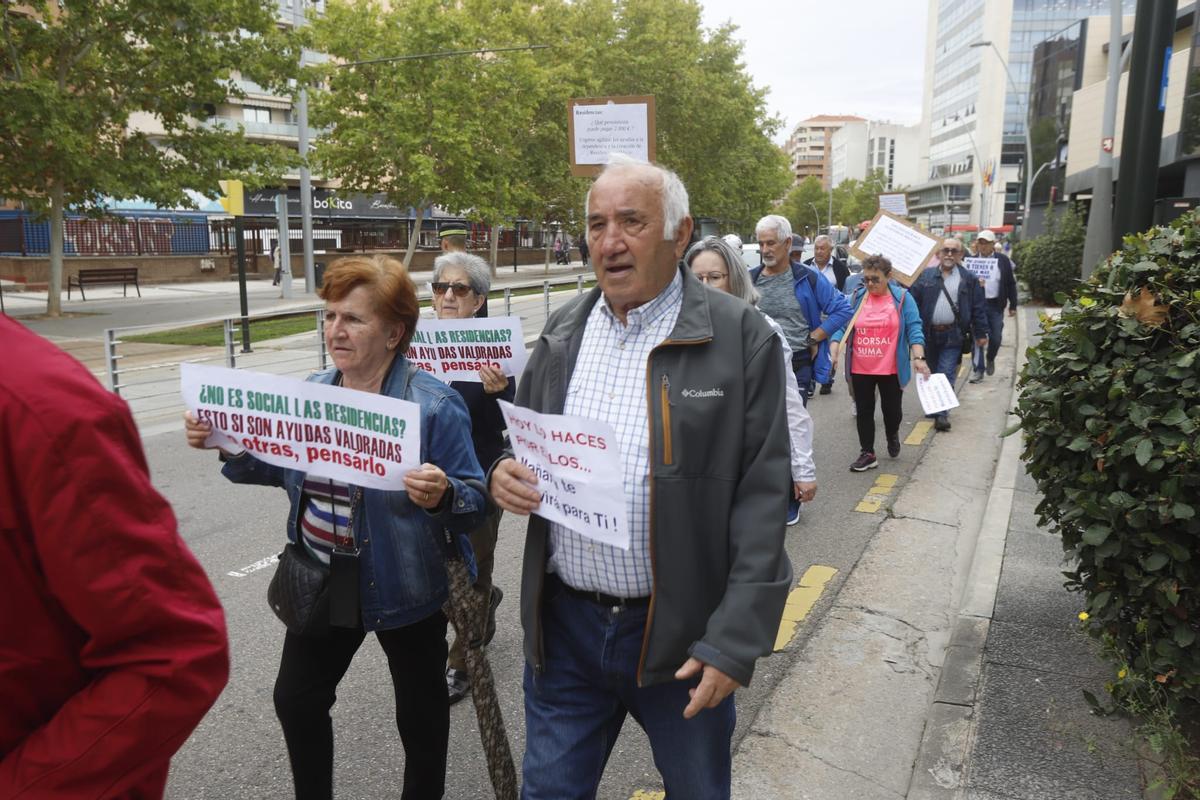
938, 274, 964, 329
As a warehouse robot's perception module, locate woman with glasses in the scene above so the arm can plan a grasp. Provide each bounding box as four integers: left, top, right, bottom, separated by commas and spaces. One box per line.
430, 251, 514, 705
184, 254, 486, 799
684, 235, 817, 525
830, 254, 929, 472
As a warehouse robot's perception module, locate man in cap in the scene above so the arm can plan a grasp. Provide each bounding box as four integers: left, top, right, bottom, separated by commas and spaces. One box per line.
972, 230, 1017, 378
439, 221, 469, 253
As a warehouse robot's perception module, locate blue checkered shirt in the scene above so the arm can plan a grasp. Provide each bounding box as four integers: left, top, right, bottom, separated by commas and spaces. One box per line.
547, 271, 684, 597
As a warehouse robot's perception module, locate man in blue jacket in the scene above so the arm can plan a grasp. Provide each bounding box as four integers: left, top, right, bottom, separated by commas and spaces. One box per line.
751, 215, 853, 404
910, 237, 989, 431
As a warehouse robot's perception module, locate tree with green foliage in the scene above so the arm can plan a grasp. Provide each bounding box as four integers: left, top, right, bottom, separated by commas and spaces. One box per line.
308, 0, 545, 268
777, 177, 827, 239
1019, 203, 1086, 303
0, 0, 298, 315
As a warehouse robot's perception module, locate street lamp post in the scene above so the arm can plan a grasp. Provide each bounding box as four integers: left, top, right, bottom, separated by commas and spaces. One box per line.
970, 40, 1035, 240
808, 202, 821, 237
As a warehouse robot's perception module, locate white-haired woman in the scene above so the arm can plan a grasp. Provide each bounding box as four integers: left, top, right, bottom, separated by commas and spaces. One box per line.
430, 251, 514, 704
685, 235, 817, 525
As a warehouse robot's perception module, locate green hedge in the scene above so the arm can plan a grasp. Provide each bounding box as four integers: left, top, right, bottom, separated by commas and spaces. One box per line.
1016, 213, 1200, 706
1017, 203, 1086, 303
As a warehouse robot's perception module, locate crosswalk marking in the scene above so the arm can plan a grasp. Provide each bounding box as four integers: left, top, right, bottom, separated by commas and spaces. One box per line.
773, 565, 839, 651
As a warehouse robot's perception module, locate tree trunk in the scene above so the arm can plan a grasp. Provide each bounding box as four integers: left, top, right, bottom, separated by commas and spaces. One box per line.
48, 181, 65, 317
404, 204, 427, 269
489, 224, 500, 278
543, 225, 551, 273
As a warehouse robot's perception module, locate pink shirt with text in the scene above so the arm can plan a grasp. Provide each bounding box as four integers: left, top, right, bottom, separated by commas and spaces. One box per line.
851, 292, 900, 376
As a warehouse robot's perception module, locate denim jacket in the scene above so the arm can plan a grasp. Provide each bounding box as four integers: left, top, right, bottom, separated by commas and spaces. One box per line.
221, 357, 486, 631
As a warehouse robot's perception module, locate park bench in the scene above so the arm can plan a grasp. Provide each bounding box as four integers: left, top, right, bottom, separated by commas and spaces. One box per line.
68, 267, 141, 301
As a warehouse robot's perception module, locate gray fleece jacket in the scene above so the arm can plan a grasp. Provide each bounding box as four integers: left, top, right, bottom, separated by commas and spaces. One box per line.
503, 265, 793, 688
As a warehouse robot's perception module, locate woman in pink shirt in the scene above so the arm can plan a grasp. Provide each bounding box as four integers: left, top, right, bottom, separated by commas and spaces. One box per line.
831, 255, 929, 472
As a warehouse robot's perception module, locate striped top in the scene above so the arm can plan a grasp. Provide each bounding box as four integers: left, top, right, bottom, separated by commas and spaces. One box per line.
299, 477, 353, 565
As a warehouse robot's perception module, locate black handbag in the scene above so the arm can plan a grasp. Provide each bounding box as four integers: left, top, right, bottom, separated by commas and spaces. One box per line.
939, 278, 974, 354
267, 486, 363, 635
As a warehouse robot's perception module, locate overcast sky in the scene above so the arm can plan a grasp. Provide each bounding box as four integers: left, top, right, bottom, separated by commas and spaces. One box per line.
697, 0, 930, 141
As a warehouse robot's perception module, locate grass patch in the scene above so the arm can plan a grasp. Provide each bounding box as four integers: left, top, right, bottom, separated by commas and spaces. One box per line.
123, 312, 318, 347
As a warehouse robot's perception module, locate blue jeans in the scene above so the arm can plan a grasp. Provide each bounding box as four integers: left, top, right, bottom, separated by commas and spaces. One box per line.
792, 350, 813, 405
522, 576, 736, 800
986, 303, 1005, 361
925, 327, 963, 420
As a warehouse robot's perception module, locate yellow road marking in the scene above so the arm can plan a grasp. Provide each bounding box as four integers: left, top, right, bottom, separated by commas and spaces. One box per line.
958, 362, 969, 380
904, 420, 933, 446
630, 792, 665, 800
774, 565, 839, 651
853, 473, 900, 513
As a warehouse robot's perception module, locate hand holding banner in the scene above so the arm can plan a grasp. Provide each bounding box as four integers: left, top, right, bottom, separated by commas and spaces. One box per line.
915, 372, 960, 416
407, 316, 527, 383
498, 400, 629, 549
181, 363, 422, 491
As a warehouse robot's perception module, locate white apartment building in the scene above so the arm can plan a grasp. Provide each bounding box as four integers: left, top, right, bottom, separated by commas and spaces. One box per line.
785, 115, 867, 190
909, 0, 1137, 235
830, 121, 922, 190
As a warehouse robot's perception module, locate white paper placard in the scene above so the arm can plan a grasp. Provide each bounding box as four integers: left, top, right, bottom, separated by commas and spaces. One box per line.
181, 363, 422, 491
915, 372, 961, 416
407, 316, 527, 383
572, 102, 650, 166
498, 400, 629, 549
963, 257, 998, 282
851, 210, 942, 285
878, 192, 909, 216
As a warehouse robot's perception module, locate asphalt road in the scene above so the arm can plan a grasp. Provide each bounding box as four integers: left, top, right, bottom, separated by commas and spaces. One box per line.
155, 373, 936, 799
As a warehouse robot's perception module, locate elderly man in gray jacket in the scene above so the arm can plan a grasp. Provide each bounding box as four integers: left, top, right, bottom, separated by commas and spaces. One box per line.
490, 157, 793, 800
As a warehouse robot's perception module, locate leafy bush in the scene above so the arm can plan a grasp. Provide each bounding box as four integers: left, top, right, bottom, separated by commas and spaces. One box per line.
1016, 212, 1200, 707
1018, 203, 1087, 303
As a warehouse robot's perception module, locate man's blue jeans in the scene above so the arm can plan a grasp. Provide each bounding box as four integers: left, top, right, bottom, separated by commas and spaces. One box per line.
925, 327, 963, 421
521, 576, 736, 800
985, 303, 1005, 361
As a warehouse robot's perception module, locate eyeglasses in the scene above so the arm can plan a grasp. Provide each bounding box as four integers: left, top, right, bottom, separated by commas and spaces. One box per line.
431, 281, 473, 297
863, 275, 884, 285
695, 272, 728, 284
940, 247, 961, 254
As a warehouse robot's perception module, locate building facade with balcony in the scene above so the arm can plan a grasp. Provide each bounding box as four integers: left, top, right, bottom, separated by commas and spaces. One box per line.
785, 115, 866, 190
830, 121, 922, 190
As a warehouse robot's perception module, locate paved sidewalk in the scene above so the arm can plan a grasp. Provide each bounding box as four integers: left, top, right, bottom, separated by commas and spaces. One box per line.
733, 305, 1147, 799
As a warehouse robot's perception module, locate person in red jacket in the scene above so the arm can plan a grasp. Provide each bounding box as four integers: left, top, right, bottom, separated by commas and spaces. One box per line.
0, 315, 229, 799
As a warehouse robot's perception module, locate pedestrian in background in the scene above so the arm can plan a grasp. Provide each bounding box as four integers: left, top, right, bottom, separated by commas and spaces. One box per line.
577, 233, 589, 266
185, 254, 487, 800
830, 255, 929, 472
686, 234, 817, 526
1, 316, 229, 799
751, 214, 852, 403
430, 251, 513, 706
973, 230, 1017, 377
910, 238, 988, 432
491, 157, 792, 800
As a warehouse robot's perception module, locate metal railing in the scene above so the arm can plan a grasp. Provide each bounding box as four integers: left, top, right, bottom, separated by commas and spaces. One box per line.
102, 274, 596, 425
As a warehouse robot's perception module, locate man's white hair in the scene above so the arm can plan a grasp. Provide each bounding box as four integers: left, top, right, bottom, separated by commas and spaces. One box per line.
813, 234, 833, 247
755, 214, 792, 242
585, 153, 690, 239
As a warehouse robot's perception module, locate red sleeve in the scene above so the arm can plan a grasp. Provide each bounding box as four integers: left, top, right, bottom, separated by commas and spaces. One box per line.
0, 390, 230, 798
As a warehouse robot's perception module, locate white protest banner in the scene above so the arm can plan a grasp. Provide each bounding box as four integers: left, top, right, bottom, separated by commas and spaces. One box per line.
850, 210, 942, 286
181, 363, 422, 491
916, 372, 961, 416
497, 400, 629, 549
963, 256, 998, 282
407, 316, 528, 383
878, 192, 909, 217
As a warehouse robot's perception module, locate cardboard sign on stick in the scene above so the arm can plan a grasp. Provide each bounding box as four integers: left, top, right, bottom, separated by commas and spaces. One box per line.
568, 96, 656, 178
851, 210, 942, 287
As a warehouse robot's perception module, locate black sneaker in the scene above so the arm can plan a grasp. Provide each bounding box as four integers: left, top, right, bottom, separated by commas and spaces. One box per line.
483, 586, 503, 646
819, 382, 833, 395
850, 451, 878, 472
986, 356, 996, 376
934, 416, 952, 432
887, 435, 901, 458
446, 667, 470, 705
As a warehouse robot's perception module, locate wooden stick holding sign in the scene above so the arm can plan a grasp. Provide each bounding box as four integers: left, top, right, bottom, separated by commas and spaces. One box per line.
850, 209, 942, 287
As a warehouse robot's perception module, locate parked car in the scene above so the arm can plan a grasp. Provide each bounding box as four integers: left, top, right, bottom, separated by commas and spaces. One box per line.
741, 243, 761, 268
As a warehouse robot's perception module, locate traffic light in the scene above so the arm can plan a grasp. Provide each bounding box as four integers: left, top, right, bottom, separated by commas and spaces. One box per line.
218, 180, 244, 216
